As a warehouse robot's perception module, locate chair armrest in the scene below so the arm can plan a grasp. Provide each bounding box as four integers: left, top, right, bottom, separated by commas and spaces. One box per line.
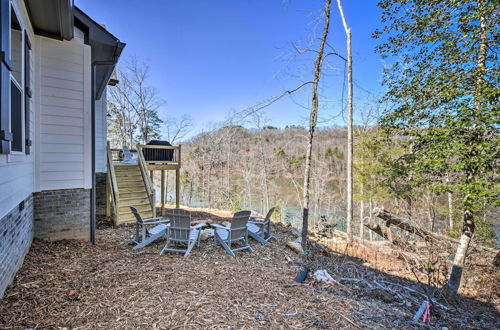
250, 216, 265, 221
191, 223, 205, 230
249, 220, 269, 226
144, 220, 170, 225
143, 217, 167, 222
211, 223, 229, 230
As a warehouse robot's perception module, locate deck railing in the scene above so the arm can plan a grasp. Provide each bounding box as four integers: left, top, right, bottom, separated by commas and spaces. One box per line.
136, 144, 156, 217
109, 148, 122, 162
138, 144, 181, 167
106, 141, 120, 224
109, 147, 138, 162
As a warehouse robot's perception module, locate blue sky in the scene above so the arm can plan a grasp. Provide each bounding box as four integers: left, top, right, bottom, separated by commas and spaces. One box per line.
77, 0, 386, 138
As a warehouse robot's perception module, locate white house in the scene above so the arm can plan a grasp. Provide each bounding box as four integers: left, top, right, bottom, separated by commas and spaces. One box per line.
0, 0, 125, 297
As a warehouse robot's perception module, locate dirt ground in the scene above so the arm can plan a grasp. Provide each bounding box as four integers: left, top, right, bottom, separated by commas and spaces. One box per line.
0, 210, 498, 329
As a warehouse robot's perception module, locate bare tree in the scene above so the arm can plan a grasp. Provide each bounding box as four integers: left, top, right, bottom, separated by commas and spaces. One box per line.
124, 57, 163, 144
301, 0, 332, 250
107, 57, 164, 146
107, 68, 138, 148
336, 0, 353, 243
252, 113, 271, 212
164, 114, 194, 144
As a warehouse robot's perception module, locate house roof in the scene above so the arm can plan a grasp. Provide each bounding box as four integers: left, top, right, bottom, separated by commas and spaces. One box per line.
74, 7, 126, 100
24, 0, 125, 100
24, 0, 74, 40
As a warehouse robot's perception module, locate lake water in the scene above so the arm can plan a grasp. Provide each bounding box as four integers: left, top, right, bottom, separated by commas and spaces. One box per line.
155, 186, 348, 232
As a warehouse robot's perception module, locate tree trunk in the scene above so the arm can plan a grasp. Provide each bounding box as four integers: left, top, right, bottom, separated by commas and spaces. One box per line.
368, 196, 374, 241
359, 184, 364, 240
446, 173, 454, 231
301, 0, 331, 250
346, 28, 353, 243
446, 202, 474, 296
336, 0, 353, 243
446, 0, 487, 297
259, 135, 270, 212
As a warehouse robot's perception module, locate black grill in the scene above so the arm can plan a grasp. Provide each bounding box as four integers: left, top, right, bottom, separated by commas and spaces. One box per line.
143, 140, 174, 162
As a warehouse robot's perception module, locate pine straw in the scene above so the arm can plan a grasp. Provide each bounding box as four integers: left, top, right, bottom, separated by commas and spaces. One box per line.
0, 217, 498, 329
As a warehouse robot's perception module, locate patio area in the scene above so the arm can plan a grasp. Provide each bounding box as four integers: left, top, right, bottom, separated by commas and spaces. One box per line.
0, 211, 498, 329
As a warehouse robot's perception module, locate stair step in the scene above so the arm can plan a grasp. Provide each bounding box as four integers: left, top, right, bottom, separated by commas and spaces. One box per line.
119, 196, 151, 205
120, 210, 153, 216
118, 211, 154, 223
115, 174, 143, 180
118, 177, 144, 182
114, 165, 139, 170
117, 217, 137, 224
115, 169, 141, 175
119, 203, 151, 214
118, 180, 144, 188
118, 186, 148, 192
120, 191, 148, 198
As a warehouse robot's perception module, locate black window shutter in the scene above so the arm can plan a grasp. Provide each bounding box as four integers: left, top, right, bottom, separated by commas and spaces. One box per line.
24, 32, 31, 154
0, 0, 11, 154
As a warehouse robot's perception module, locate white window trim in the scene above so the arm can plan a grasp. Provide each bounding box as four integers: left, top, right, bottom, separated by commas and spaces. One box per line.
8, 2, 25, 159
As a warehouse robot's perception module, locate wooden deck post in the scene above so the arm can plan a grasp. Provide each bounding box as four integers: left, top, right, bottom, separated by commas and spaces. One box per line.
175, 168, 180, 208
176, 145, 181, 209
161, 170, 165, 215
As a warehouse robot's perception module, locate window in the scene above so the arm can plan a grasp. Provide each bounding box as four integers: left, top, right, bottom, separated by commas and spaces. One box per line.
10, 7, 23, 152
10, 80, 21, 151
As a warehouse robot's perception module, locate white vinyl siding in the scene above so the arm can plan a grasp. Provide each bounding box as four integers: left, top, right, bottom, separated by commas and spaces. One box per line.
0, 0, 35, 219
37, 37, 91, 191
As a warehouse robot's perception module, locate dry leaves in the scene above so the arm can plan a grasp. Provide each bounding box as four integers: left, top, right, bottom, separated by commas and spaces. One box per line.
0, 213, 498, 329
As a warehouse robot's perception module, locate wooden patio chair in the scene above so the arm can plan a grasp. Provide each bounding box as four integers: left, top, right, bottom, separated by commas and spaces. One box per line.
247, 207, 276, 244
160, 208, 204, 257
130, 206, 169, 250
211, 210, 253, 256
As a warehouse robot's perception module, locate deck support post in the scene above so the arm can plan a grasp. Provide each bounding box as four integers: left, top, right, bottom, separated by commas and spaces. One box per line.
176, 168, 180, 209
161, 170, 165, 215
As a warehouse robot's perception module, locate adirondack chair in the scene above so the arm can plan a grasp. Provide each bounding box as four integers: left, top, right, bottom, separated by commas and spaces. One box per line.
120, 146, 137, 164
160, 208, 204, 257
211, 210, 253, 256
130, 206, 169, 250
247, 207, 276, 244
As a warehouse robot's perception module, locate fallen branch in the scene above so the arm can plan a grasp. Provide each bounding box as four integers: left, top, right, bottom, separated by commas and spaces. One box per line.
286, 240, 304, 254
363, 221, 405, 247
372, 208, 498, 256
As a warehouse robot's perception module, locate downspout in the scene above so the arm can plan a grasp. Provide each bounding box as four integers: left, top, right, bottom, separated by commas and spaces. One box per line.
90, 61, 116, 245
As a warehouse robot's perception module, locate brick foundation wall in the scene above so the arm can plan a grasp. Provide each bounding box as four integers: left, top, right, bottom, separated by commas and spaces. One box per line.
34, 189, 90, 241
96, 172, 107, 216
0, 195, 33, 298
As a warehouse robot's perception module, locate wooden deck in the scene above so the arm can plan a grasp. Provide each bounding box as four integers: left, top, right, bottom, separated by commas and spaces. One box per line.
107, 143, 182, 224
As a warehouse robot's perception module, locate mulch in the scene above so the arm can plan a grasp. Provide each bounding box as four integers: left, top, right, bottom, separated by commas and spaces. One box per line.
0, 213, 498, 329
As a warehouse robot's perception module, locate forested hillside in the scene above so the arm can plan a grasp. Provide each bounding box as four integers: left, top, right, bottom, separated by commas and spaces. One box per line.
179, 125, 497, 246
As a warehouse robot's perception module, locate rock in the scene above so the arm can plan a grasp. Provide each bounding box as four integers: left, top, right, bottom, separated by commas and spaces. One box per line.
200, 228, 214, 241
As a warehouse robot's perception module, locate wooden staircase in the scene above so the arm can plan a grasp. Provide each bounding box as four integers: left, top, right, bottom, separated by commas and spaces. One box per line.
114, 165, 154, 223
107, 142, 156, 225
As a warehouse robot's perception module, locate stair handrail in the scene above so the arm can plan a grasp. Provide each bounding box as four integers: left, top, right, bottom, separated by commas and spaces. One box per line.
137, 144, 156, 217
107, 141, 120, 223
